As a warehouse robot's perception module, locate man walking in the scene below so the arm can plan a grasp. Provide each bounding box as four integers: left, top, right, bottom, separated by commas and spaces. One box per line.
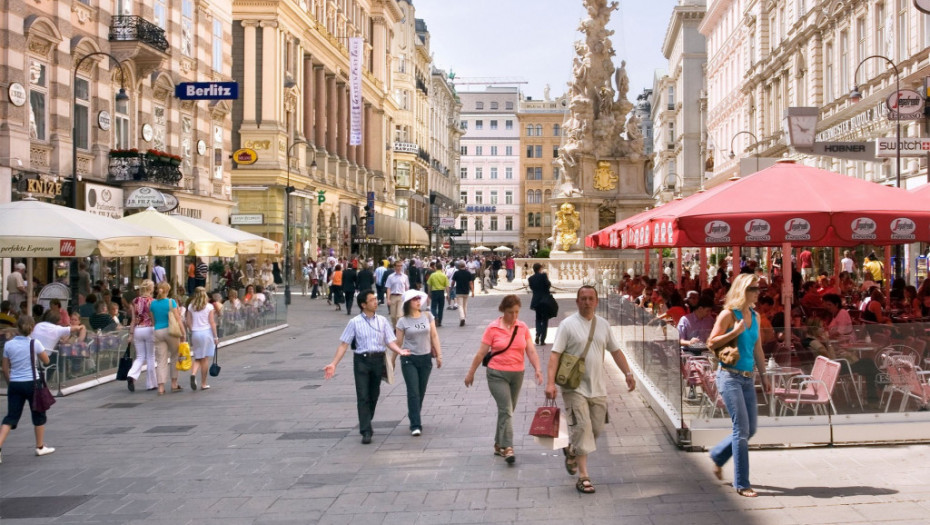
342, 262, 358, 315
374, 261, 388, 305
384, 261, 409, 327
5, 263, 26, 315
545, 286, 636, 494
324, 290, 408, 444
451, 261, 475, 326
425, 261, 448, 327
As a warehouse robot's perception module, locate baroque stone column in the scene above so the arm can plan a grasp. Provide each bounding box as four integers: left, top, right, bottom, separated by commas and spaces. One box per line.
241, 21, 260, 123
314, 66, 326, 148
260, 21, 279, 127
336, 82, 347, 159
326, 74, 338, 154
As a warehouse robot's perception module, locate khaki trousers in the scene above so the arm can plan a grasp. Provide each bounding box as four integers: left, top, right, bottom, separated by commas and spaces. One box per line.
153, 327, 181, 386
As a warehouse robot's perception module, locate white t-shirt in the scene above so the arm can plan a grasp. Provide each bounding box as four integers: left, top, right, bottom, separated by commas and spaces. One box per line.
31, 322, 72, 353
840, 257, 855, 274
551, 313, 621, 398
188, 303, 214, 331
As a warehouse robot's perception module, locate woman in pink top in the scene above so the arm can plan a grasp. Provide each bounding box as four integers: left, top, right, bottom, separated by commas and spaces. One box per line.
126, 280, 155, 392
464, 295, 542, 464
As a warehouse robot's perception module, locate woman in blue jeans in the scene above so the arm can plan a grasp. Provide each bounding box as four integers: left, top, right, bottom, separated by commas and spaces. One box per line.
395, 290, 442, 436
707, 273, 769, 497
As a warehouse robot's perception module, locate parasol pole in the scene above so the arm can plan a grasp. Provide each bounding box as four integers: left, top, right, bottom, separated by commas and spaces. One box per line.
26, 258, 33, 318
782, 243, 793, 358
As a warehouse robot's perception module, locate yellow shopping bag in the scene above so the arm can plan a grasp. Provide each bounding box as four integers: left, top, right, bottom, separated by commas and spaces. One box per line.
176, 342, 192, 371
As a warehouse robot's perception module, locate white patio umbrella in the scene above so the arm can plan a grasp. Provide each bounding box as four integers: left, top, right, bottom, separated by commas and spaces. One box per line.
119, 208, 237, 257
493, 246, 512, 253
473, 245, 490, 252
173, 215, 280, 255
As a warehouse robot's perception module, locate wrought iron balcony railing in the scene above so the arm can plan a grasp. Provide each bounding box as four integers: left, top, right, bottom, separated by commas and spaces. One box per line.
109, 15, 169, 53
108, 153, 182, 185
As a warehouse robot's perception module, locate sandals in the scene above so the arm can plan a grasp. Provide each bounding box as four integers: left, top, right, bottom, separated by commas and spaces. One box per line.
575, 477, 595, 494
563, 447, 578, 475
736, 488, 758, 498
712, 463, 723, 481
493, 444, 504, 457
503, 447, 515, 464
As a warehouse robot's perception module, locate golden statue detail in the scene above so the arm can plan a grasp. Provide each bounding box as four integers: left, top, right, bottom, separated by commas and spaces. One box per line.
593, 160, 618, 191
554, 202, 581, 251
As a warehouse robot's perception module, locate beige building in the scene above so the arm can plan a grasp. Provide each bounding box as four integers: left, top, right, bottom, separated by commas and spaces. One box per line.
1, 0, 235, 286
231, 0, 403, 264
516, 93, 567, 254
428, 66, 463, 253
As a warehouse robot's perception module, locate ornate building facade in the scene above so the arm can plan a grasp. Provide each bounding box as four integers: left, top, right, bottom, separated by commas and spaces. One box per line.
428, 67, 463, 253
517, 93, 568, 255
231, 0, 402, 265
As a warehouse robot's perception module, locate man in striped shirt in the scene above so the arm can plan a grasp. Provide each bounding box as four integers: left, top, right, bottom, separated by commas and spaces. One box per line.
324, 290, 408, 444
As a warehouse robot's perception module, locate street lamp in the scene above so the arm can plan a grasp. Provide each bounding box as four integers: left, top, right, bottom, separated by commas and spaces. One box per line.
850, 55, 903, 281
284, 139, 311, 305
71, 52, 128, 305
728, 130, 760, 175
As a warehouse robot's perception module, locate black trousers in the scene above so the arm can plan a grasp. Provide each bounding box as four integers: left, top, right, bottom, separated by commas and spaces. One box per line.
344, 290, 356, 314
535, 310, 549, 343
353, 353, 385, 435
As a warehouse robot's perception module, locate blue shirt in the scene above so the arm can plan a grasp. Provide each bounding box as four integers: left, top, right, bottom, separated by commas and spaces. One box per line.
150, 298, 177, 330
339, 313, 396, 354
729, 309, 759, 372
3, 336, 47, 382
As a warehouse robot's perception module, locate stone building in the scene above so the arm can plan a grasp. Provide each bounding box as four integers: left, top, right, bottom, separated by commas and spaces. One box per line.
517, 92, 568, 255
428, 67, 463, 254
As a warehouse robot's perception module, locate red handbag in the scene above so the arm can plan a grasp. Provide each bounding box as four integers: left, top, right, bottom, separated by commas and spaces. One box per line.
528, 399, 560, 438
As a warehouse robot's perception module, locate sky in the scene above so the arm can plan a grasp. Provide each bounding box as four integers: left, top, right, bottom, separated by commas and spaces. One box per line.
412, 0, 680, 100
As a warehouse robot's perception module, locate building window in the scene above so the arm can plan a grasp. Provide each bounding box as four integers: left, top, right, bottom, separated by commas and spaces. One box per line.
475, 146, 483, 156
839, 31, 848, 95
553, 146, 559, 158
543, 213, 552, 227
460, 146, 467, 155
535, 145, 542, 158
667, 86, 675, 109
475, 191, 483, 204
475, 120, 483, 130
553, 166, 560, 180
490, 190, 498, 204
213, 19, 224, 72
475, 167, 483, 179
668, 122, 675, 145
490, 216, 498, 231
28, 60, 47, 141
213, 124, 223, 180
505, 167, 513, 179
526, 167, 542, 180
527, 212, 535, 225
181, 0, 194, 57
505, 146, 513, 156
505, 101, 513, 110
924, 9, 930, 47
490, 146, 498, 156
553, 123, 561, 136
114, 96, 130, 150
490, 167, 498, 179
460, 167, 467, 179
74, 77, 90, 150
505, 216, 513, 230
395, 161, 411, 188
526, 124, 534, 136
476, 101, 484, 110
825, 42, 834, 102
505, 190, 513, 204
858, 17, 867, 65
490, 120, 498, 130
505, 120, 513, 130
154, 0, 167, 28
876, 3, 887, 59
490, 101, 499, 110
535, 124, 542, 136
460, 120, 468, 130
460, 191, 467, 205
476, 217, 484, 231
526, 190, 535, 203
897, 0, 908, 61
460, 216, 468, 230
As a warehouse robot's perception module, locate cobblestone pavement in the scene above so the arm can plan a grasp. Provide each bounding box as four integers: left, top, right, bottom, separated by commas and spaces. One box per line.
1, 290, 929, 524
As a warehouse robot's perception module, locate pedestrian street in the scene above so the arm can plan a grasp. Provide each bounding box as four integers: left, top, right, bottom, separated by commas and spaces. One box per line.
1, 292, 928, 524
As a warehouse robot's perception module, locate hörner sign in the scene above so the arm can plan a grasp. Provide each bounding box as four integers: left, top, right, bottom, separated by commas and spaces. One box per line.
875, 137, 930, 157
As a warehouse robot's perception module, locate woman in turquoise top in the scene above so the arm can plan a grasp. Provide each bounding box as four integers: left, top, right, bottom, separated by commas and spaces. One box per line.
151, 281, 186, 395
707, 273, 769, 497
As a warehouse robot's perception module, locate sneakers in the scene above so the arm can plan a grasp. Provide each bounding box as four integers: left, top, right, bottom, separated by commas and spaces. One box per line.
36, 445, 55, 457
411, 429, 422, 436
361, 432, 373, 444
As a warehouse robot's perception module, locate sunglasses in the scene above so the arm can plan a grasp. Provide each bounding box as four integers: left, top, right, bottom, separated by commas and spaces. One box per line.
747, 286, 761, 292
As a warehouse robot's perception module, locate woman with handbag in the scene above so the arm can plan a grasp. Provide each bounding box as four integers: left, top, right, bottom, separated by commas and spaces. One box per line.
126, 279, 156, 392
185, 287, 219, 391
707, 273, 769, 497
0, 316, 56, 462
331, 264, 345, 311
151, 281, 186, 395
464, 294, 543, 464
395, 290, 442, 437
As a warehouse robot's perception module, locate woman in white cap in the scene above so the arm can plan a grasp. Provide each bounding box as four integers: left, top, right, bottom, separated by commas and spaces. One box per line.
395, 289, 442, 436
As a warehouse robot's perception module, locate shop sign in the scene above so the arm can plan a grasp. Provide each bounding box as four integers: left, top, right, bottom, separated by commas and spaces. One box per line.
22, 177, 63, 198
231, 213, 263, 225
816, 102, 885, 142
464, 205, 497, 213
875, 137, 930, 157
784, 218, 812, 241
744, 219, 771, 242
8, 82, 26, 106
439, 217, 455, 228
85, 183, 124, 219
353, 237, 382, 245
886, 89, 924, 120
704, 220, 730, 243
125, 186, 166, 208
890, 217, 916, 240
97, 110, 111, 131
160, 193, 179, 213
850, 217, 877, 240
175, 82, 239, 100
232, 148, 258, 165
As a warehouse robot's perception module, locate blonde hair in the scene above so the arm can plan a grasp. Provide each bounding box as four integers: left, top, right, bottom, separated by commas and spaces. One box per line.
155, 281, 171, 299
189, 287, 209, 311
723, 273, 759, 311
139, 279, 155, 296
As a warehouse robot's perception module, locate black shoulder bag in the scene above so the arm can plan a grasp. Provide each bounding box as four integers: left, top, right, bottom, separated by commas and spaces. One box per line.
482, 325, 519, 367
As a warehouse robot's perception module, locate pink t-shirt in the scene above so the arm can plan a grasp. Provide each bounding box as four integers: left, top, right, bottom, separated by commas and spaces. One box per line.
799, 250, 813, 268
481, 318, 530, 372
132, 296, 154, 327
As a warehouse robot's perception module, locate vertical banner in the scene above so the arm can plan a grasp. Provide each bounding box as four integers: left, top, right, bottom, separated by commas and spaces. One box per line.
366, 191, 375, 235
348, 37, 363, 146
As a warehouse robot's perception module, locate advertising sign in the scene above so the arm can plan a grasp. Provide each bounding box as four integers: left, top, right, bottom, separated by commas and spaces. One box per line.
125, 187, 166, 209
175, 82, 239, 100
886, 89, 924, 120
85, 183, 124, 218
231, 214, 263, 225
232, 148, 258, 165
348, 37, 364, 146
875, 137, 930, 157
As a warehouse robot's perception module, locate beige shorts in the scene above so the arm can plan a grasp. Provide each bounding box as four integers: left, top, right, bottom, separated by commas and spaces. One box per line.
562, 390, 608, 456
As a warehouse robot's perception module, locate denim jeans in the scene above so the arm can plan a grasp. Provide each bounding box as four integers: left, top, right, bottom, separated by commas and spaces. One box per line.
429, 291, 445, 325
486, 368, 523, 448
353, 353, 385, 435
710, 369, 758, 490
401, 354, 433, 431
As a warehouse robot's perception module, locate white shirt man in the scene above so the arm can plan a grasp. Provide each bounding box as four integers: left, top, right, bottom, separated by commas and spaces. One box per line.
384, 262, 409, 327
840, 251, 855, 274
6, 263, 26, 314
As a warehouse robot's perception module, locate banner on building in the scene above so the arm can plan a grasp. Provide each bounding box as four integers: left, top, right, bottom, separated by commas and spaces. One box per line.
348, 37, 364, 146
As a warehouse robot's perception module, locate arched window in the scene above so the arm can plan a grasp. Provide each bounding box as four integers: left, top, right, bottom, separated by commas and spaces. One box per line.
526, 189, 534, 203
543, 189, 551, 201
535, 125, 542, 136
526, 124, 534, 136
527, 212, 535, 225
553, 124, 561, 136
535, 190, 542, 202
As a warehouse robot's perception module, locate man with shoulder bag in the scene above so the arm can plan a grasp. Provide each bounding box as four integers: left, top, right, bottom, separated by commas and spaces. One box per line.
545, 286, 635, 495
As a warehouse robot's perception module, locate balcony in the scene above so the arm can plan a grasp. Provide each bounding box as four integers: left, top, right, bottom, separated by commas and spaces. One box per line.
109, 15, 169, 76
107, 152, 182, 186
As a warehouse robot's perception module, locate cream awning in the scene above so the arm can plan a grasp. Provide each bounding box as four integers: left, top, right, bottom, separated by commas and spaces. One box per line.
373, 213, 429, 246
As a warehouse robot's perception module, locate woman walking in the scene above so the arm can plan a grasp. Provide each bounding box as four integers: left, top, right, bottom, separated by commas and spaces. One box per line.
186, 287, 218, 391
126, 279, 156, 392
395, 290, 442, 436
708, 273, 769, 497
0, 316, 56, 462
151, 281, 186, 395
464, 294, 542, 464
331, 264, 344, 311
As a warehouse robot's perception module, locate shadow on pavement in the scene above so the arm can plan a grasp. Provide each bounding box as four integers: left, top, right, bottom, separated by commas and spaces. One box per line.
751, 484, 899, 498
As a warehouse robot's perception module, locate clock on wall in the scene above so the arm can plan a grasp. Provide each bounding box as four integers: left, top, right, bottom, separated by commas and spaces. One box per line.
197, 139, 207, 155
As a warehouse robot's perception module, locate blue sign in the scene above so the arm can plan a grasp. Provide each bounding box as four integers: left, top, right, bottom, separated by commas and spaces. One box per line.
175, 82, 239, 100
366, 191, 375, 235
464, 205, 497, 213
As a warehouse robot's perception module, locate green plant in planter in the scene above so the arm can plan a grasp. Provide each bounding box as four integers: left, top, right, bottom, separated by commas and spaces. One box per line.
208, 260, 226, 277
535, 248, 551, 258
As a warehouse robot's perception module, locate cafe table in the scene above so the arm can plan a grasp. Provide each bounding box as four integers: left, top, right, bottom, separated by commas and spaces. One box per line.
764, 366, 803, 417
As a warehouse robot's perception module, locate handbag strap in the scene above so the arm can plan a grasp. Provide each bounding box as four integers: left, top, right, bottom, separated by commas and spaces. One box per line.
488, 325, 520, 362
577, 315, 597, 361
30, 339, 37, 382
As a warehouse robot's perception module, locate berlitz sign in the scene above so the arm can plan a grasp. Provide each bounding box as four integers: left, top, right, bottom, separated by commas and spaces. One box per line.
175, 82, 239, 100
